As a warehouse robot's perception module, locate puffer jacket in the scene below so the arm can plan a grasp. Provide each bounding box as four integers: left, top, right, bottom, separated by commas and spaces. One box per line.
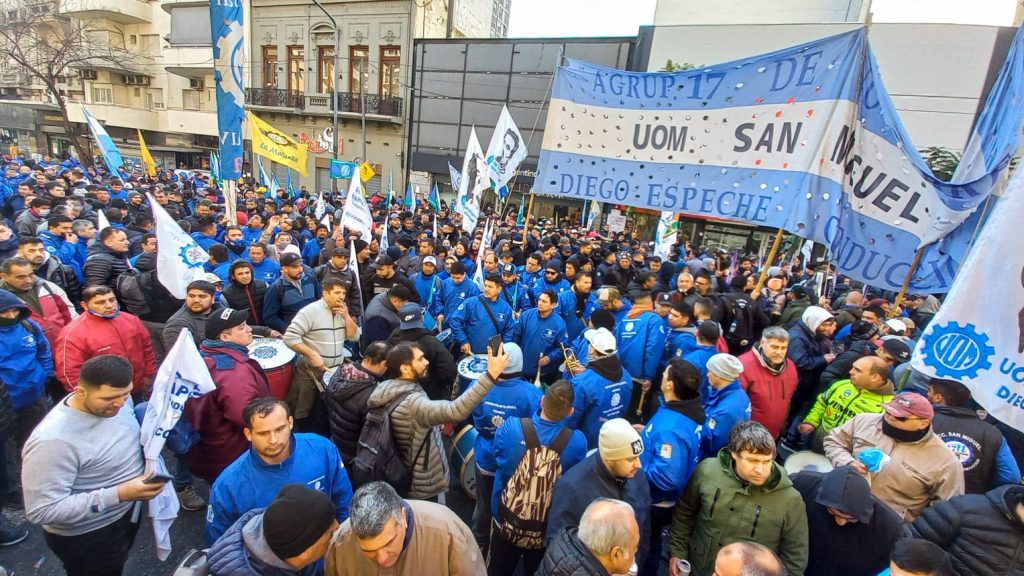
83, 242, 130, 290
365, 373, 496, 499
207, 509, 318, 576
0, 378, 16, 444
323, 361, 379, 463
907, 484, 1024, 576
0, 291, 51, 410
223, 280, 268, 327
670, 449, 809, 576
535, 527, 610, 576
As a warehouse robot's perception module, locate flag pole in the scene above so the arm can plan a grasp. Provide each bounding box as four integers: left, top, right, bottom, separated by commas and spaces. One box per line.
520, 192, 535, 250
891, 247, 926, 317
753, 228, 785, 294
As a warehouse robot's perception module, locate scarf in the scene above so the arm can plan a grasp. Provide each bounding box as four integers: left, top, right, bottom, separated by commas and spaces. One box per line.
750, 342, 787, 376
881, 420, 930, 443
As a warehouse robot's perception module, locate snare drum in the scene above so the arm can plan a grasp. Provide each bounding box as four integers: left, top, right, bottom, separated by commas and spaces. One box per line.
437, 328, 454, 348
248, 338, 296, 400
784, 451, 834, 475
456, 355, 488, 395
448, 425, 478, 499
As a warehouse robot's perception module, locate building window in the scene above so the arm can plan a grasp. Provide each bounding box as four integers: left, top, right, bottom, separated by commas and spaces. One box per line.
380, 46, 400, 98
183, 90, 200, 110
91, 86, 112, 103
349, 45, 368, 94
262, 46, 278, 88
287, 45, 304, 93
318, 46, 335, 94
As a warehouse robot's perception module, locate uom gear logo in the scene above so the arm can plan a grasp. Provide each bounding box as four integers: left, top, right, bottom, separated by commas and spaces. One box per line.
919, 322, 995, 380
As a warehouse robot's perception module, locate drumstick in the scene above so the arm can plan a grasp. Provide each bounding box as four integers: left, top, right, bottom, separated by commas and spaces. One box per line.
534, 354, 543, 389
636, 387, 649, 417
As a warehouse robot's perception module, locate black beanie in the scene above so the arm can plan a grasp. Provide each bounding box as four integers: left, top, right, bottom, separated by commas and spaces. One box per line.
352, 239, 369, 254
590, 308, 615, 331
263, 484, 336, 560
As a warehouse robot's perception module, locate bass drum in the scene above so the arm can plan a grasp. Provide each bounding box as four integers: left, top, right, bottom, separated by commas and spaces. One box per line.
248, 338, 296, 400
448, 425, 478, 499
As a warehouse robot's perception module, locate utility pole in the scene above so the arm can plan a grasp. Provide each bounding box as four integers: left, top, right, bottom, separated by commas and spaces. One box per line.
310, 0, 339, 193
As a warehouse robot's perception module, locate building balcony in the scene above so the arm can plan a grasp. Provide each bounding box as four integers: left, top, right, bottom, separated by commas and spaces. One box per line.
160, 0, 208, 13
59, 0, 152, 23
66, 99, 159, 131
245, 88, 304, 111
303, 92, 404, 123
163, 45, 213, 79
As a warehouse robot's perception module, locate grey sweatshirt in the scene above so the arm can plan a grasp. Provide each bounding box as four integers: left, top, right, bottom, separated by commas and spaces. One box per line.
22, 397, 145, 536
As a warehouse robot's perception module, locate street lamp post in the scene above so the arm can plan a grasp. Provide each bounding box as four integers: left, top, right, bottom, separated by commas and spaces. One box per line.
310, 0, 339, 194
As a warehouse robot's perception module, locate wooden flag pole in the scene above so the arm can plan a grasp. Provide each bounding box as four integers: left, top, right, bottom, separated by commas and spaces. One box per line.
891, 247, 926, 318
753, 228, 785, 294
521, 192, 535, 250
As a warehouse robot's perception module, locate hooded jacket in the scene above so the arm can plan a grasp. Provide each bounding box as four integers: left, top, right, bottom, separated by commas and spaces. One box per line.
223, 280, 269, 327
207, 509, 318, 576
787, 316, 832, 400
792, 467, 904, 576
616, 306, 667, 382
567, 355, 633, 449
365, 373, 497, 499
779, 295, 812, 328
907, 484, 1024, 576
515, 307, 568, 377
641, 397, 706, 503
471, 376, 542, 472
670, 449, 809, 576
0, 291, 51, 409
449, 294, 516, 354
700, 381, 752, 460
535, 527, 611, 576
323, 361, 379, 463
739, 344, 799, 438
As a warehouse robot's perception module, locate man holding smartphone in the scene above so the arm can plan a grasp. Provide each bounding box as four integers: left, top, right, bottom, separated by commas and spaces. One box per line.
22, 355, 164, 576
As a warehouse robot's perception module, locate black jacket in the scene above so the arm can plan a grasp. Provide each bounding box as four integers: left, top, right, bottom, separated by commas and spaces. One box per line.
223, 280, 269, 327
360, 270, 420, 308
83, 242, 130, 291
323, 362, 379, 464
384, 327, 456, 401
907, 485, 1024, 576
931, 405, 1003, 495
793, 467, 904, 576
133, 252, 184, 323
603, 263, 635, 293
547, 452, 651, 566
535, 527, 610, 576
36, 255, 81, 308
0, 378, 17, 444
819, 339, 874, 390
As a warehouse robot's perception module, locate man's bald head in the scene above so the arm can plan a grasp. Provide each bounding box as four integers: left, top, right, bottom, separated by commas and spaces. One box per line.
713, 542, 785, 576
578, 499, 639, 575
845, 290, 863, 306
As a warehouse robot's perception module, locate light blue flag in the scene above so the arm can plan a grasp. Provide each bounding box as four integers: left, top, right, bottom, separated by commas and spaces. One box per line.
209, 0, 244, 180
428, 183, 441, 211
269, 169, 281, 195
257, 157, 272, 192
81, 106, 125, 178
516, 198, 525, 227
209, 152, 219, 185
404, 183, 414, 210
286, 168, 293, 196
448, 162, 462, 192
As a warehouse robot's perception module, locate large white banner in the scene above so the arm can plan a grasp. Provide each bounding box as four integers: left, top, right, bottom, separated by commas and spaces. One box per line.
457, 128, 487, 233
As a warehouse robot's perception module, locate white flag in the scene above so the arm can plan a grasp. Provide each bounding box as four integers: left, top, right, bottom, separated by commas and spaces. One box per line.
457, 128, 487, 234
314, 191, 326, 221
473, 218, 493, 290
653, 211, 678, 260
341, 174, 372, 243
485, 105, 528, 191
149, 193, 208, 299
911, 167, 1023, 433
448, 162, 462, 192
139, 329, 215, 560
96, 208, 111, 234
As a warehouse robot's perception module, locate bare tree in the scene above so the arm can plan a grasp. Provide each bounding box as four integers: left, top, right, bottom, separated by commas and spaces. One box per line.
0, 0, 142, 164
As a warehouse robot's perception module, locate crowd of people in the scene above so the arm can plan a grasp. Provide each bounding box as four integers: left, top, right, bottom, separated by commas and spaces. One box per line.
0, 153, 1021, 576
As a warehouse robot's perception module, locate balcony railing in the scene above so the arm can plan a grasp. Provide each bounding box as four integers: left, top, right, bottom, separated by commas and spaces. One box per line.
335, 92, 403, 117
245, 88, 304, 110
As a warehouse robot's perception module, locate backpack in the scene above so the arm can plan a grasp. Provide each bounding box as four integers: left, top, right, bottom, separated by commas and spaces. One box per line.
348, 391, 430, 497
115, 268, 153, 316
720, 295, 756, 348
495, 419, 573, 550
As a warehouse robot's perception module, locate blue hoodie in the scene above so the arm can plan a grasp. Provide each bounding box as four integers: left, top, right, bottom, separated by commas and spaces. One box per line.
615, 309, 667, 382
700, 380, 751, 460
0, 291, 51, 409
438, 276, 481, 328
247, 257, 281, 284
567, 356, 633, 449
205, 433, 353, 545
641, 398, 704, 503
491, 412, 588, 518
472, 378, 542, 472
448, 295, 516, 354
515, 308, 567, 377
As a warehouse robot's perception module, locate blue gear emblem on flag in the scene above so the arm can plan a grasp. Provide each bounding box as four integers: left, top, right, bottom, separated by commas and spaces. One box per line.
919, 322, 995, 380
179, 245, 208, 269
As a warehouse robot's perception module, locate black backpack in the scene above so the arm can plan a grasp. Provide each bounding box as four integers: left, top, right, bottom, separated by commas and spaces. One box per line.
115, 268, 153, 316
720, 295, 756, 348
348, 391, 429, 496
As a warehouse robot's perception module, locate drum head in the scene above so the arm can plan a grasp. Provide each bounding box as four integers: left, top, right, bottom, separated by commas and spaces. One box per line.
784, 451, 834, 475
457, 355, 488, 380
248, 338, 296, 370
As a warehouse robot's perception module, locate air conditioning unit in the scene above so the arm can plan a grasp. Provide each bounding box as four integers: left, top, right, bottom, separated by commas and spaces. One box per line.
80, 70, 97, 80
188, 78, 204, 90
123, 75, 150, 86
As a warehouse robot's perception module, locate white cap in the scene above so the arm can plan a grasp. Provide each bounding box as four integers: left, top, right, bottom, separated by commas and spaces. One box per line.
584, 327, 617, 356
885, 318, 907, 334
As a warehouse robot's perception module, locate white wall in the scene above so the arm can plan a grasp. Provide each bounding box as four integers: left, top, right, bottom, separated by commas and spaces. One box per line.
654, 0, 867, 25
645, 22, 1009, 151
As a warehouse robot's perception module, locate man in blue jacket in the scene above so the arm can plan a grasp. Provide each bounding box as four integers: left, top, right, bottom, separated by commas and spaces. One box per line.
262, 253, 321, 333
490, 379, 588, 576
436, 261, 480, 330
684, 320, 723, 400
531, 260, 570, 303
449, 273, 516, 356
557, 271, 594, 342
700, 353, 752, 460
38, 215, 83, 280
641, 357, 705, 576
616, 288, 667, 423
0, 289, 52, 444
246, 242, 281, 284
500, 263, 532, 315
410, 256, 444, 321
568, 327, 633, 449
204, 397, 352, 545
469, 343, 542, 555
516, 291, 568, 385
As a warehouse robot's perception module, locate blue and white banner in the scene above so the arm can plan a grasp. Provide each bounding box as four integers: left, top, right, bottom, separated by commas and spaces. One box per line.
149, 193, 209, 299
911, 166, 1024, 433
457, 128, 486, 234
536, 28, 1024, 292
82, 106, 125, 177
486, 105, 528, 191
209, 0, 244, 180
341, 171, 372, 242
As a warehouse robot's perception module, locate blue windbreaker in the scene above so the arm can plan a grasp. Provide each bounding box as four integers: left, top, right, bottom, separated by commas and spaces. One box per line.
448, 295, 516, 354
471, 378, 542, 472
568, 360, 633, 449
246, 258, 281, 284
0, 296, 51, 409
438, 276, 481, 328
515, 308, 568, 377
500, 281, 532, 312
616, 309, 667, 382
700, 381, 751, 460
683, 343, 718, 400
641, 398, 704, 503
557, 288, 592, 342
531, 276, 570, 302
411, 272, 444, 318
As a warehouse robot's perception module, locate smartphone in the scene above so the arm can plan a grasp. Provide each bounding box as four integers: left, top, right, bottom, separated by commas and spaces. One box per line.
143, 473, 173, 485
487, 335, 503, 356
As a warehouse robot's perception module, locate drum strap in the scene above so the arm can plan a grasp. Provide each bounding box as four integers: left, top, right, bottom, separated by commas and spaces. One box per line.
478, 296, 501, 333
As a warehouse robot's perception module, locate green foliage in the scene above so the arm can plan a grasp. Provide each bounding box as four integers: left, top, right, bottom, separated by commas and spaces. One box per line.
661, 59, 696, 72
921, 146, 961, 182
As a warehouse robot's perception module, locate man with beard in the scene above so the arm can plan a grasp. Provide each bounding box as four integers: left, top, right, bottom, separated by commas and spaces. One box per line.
300, 224, 329, 266
450, 274, 516, 357
222, 226, 250, 263
603, 251, 636, 294
263, 253, 321, 333
557, 271, 593, 342
164, 280, 279, 352
823, 393, 965, 522
532, 260, 570, 302
383, 303, 456, 401
436, 261, 480, 330
500, 262, 532, 316
738, 327, 798, 439
360, 255, 419, 308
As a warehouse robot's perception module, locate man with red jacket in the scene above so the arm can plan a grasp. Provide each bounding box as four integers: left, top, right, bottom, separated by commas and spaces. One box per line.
184, 308, 272, 483
53, 284, 155, 393
738, 326, 798, 438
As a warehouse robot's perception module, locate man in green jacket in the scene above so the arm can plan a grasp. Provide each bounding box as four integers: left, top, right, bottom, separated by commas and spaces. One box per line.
798, 356, 894, 453
669, 420, 808, 576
